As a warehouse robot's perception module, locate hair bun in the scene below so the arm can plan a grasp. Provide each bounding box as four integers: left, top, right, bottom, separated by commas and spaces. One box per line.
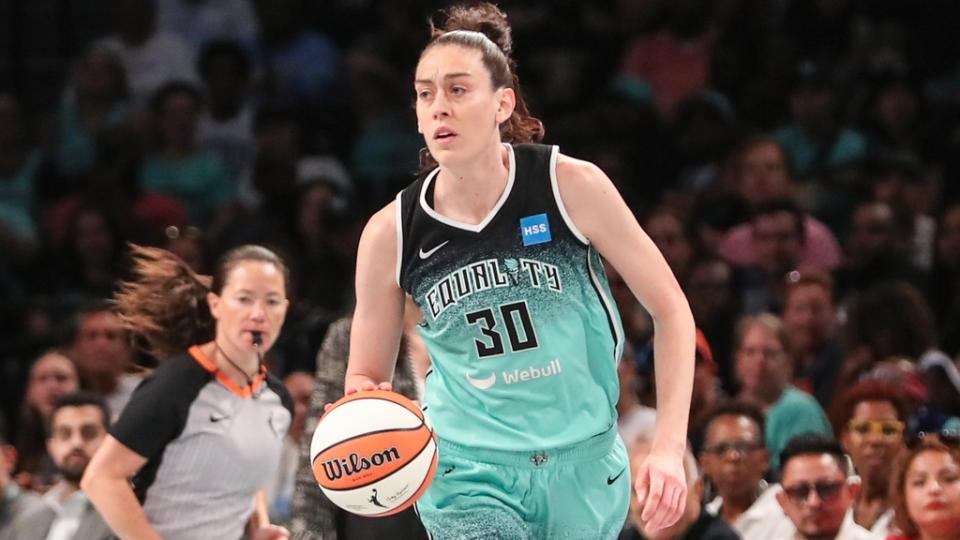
431, 3, 512, 56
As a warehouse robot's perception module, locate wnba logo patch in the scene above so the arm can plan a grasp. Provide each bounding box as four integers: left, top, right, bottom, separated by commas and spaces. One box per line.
520, 213, 551, 246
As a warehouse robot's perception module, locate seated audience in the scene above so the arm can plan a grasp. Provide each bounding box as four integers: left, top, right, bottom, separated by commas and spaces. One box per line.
888, 438, 960, 540
700, 401, 794, 539
775, 434, 874, 540
620, 434, 739, 540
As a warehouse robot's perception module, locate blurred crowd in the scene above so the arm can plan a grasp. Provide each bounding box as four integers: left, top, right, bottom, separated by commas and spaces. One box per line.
2, 0, 960, 539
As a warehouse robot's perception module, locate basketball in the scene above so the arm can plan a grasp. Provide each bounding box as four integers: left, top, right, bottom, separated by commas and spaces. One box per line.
309, 390, 438, 516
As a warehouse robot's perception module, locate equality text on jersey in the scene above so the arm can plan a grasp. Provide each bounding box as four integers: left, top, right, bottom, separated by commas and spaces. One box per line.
425, 257, 562, 320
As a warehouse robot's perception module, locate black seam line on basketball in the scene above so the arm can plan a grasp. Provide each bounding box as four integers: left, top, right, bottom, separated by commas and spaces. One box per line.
312, 424, 426, 459
369, 440, 437, 518
318, 434, 436, 492
585, 248, 618, 353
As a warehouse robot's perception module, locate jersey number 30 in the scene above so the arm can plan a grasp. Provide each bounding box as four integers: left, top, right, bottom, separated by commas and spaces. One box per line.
464, 301, 539, 358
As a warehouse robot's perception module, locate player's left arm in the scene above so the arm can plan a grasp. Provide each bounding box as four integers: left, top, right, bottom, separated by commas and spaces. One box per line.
556, 154, 695, 531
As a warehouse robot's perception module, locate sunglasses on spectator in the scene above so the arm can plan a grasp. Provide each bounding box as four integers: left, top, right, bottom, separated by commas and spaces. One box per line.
702, 440, 764, 456
907, 429, 960, 448
781, 480, 845, 506
847, 420, 905, 438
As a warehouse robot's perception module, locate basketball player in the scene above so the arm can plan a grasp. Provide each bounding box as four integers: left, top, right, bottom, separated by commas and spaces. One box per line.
344, 4, 695, 539
80, 245, 293, 540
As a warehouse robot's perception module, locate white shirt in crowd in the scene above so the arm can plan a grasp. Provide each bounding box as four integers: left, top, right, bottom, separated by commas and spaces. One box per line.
41, 485, 88, 540
706, 484, 796, 540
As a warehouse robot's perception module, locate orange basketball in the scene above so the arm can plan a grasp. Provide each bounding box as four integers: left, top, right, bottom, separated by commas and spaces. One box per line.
309, 390, 438, 516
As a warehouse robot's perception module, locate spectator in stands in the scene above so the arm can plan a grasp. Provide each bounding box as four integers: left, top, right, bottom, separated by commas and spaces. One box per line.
55, 46, 130, 179
699, 401, 794, 539
684, 256, 738, 394
196, 40, 255, 181
288, 318, 427, 540
620, 434, 739, 540
51, 204, 129, 305
734, 314, 832, 476
0, 92, 40, 265
773, 59, 867, 180
835, 201, 927, 303
838, 281, 937, 392
620, 0, 718, 117
140, 81, 234, 226
737, 199, 807, 314
830, 380, 911, 537
155, 0, 259, 52
251, 0, 343, 118
0, 414, 43, 540
889, 439, 960, 540
644, 208, 695, 285
14, 350, 79, 491
8, 393, 113, 539
782, 270, 842, 407
867, 151, 936, 272
82, 244, 293, 539
775, 434, 873, 540
70, 302, 140, 419
930, 202, 960, 356
720, 136, 841, 271
98, 0, 197, 108
265, 370, 312, 524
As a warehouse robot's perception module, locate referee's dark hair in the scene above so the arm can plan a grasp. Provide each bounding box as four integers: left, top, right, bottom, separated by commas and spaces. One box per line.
115, 244, 290, 360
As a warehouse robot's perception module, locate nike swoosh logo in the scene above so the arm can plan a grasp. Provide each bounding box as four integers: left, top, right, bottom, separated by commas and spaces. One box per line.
419, 240, 450, 259
607, 467, 626, 485
210, 414, 229, 423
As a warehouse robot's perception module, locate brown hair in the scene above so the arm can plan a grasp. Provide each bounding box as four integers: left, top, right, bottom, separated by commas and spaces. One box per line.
890, 440, 960, 538
114, 244, 289, 359
828, 379, 911, 439
734, 312, 795, 361
784, 268, 834, 303
418, 2, 543, 170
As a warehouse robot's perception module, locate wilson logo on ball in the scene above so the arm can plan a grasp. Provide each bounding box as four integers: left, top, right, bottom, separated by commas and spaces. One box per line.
320, 447, 402, 481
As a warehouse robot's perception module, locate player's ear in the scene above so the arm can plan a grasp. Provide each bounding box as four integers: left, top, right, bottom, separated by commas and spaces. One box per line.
495, 87, 516, 125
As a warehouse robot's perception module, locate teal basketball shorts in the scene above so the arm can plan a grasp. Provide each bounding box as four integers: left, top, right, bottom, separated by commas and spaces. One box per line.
415, 426, 630, 540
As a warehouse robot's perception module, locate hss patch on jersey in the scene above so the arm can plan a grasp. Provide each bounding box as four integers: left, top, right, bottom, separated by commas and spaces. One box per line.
520, 213, 551, 246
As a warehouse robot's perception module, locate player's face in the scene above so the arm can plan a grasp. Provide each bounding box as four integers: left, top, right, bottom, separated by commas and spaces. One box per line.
414, 44, 514, 167
209, 260, 289, 354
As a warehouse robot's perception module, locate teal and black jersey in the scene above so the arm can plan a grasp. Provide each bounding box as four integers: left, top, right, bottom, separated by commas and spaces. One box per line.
396, 143, 624, 451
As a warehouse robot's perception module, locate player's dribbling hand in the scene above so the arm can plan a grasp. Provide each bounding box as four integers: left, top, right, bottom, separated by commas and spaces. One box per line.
634, 450, 687, 532
251, 524, 289, 540
323, 381, 394, 412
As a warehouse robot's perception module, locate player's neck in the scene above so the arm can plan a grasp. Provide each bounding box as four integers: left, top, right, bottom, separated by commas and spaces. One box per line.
434, 144, 510, 223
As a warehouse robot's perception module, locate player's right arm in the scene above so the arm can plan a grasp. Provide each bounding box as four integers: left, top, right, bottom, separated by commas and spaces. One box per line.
81, 435, 163, 540
344, 201, 406, 394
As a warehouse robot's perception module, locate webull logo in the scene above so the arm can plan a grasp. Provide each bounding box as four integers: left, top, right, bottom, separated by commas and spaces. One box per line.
320, 448, 400, 481
502, 358, 562, 384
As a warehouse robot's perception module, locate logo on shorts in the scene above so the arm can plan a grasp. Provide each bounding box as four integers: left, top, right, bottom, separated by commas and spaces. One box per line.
607, 467, 626, 485
520, 213, 551, 246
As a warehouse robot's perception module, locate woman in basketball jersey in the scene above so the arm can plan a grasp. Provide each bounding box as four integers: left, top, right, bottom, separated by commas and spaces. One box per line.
81, 245, 293, 540
344, 4, 695, 538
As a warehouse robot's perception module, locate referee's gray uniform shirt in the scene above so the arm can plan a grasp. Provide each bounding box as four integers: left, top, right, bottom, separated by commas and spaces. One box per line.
111, 346, 293, 540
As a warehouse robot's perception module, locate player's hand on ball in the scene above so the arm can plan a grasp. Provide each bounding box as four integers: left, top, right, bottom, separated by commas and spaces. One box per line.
634, 449, 687, 531
324, 381, 394, 413
251, 524, 289, 540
